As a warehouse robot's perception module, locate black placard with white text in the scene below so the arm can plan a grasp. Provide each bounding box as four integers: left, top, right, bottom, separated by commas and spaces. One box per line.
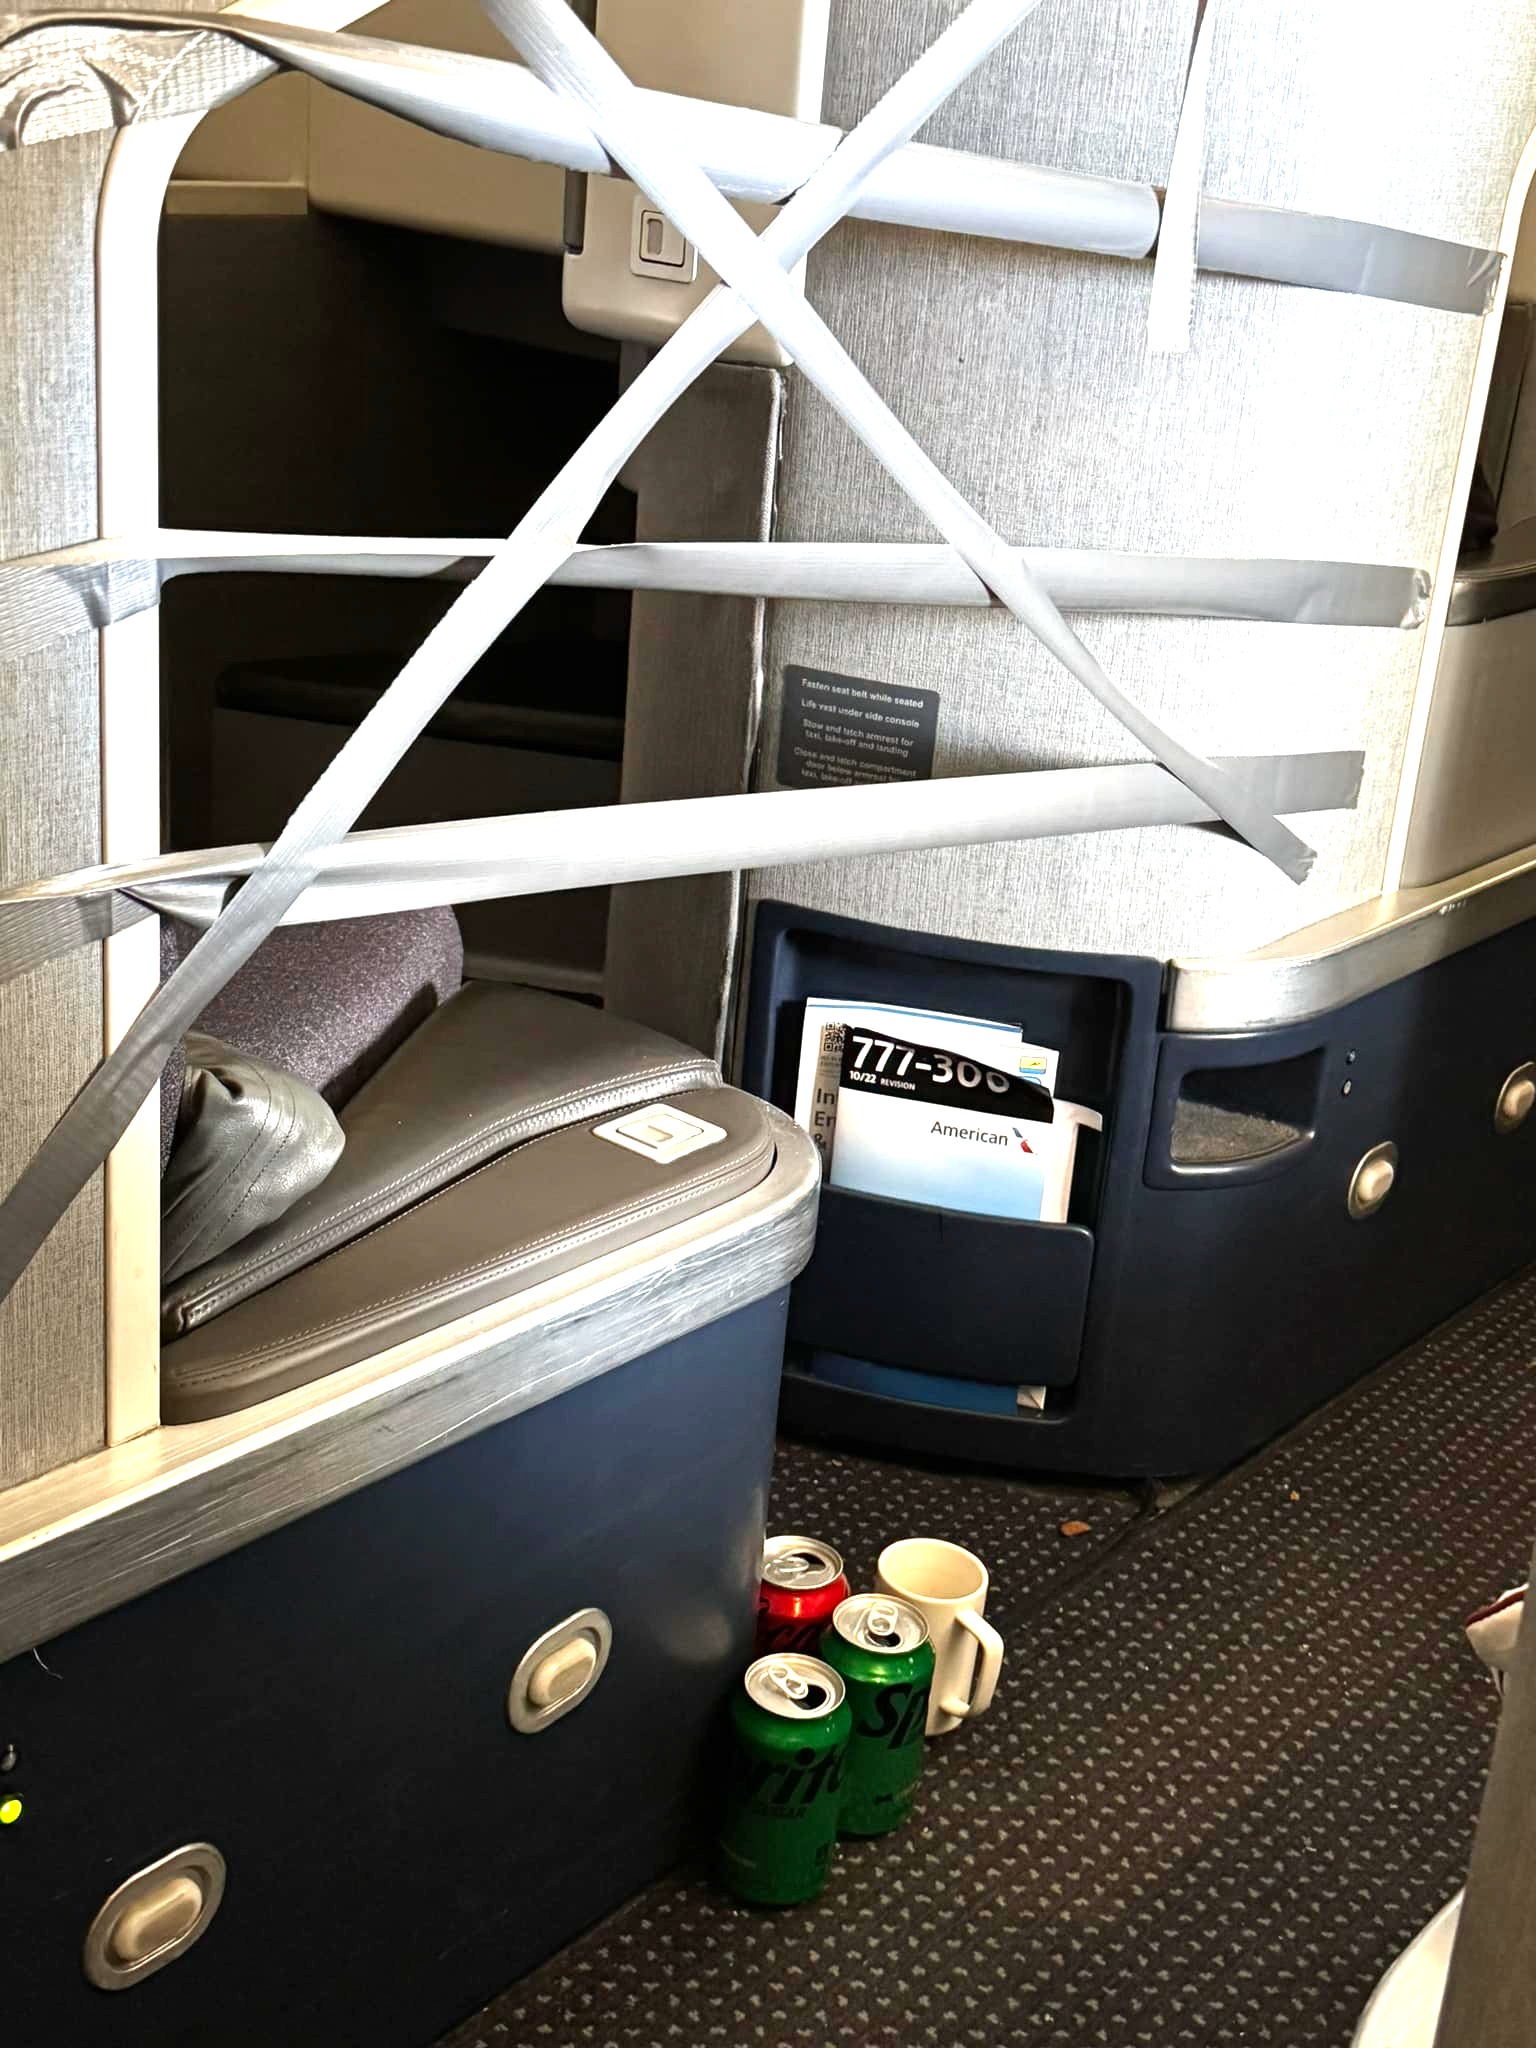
777, 665, 939, 788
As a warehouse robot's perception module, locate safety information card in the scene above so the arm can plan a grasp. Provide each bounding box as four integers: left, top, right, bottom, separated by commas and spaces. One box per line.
793, 997, 1079, 1223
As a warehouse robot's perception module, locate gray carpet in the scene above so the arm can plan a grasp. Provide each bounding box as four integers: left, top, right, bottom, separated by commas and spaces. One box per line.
438, 1267, 1536, 2048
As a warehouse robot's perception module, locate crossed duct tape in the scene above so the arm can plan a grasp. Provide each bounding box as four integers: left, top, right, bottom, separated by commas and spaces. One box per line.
0, 0, 1412, 1298
0, 8, 1502, 311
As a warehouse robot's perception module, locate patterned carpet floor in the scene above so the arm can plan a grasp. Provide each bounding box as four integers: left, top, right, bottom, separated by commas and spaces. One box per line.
438, 1267, 1536, 2048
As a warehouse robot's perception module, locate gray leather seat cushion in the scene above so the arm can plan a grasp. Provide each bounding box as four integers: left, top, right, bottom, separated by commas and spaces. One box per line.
161, 1082, 774, 1422
162, 1035, 345, 1284
160, 908, 463, 1168
163, 983, 719, 1337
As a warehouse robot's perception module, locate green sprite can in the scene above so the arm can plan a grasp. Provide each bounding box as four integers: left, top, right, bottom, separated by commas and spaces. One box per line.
820, 1593, 935, 1838
716, 1653, 851, 1905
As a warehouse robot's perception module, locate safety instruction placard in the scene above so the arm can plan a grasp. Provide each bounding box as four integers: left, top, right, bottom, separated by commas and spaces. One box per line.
777, 666, 939, 788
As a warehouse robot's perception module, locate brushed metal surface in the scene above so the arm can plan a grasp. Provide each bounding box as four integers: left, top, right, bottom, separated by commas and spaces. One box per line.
1400, 607, 1536, 887
81, 1842, 227, 1991
1443, 518, 1536, 627
1167, 838, 1536, 1034
0, 1108, 819, 1661
749, 0, 1536, 965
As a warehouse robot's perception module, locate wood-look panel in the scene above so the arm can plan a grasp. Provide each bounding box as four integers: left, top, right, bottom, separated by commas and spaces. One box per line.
0, 132, 112, 1489
603, 363, 782, 1057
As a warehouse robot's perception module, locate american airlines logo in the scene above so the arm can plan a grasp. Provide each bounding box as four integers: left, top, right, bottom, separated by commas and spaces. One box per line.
927, 1121, 1033, 1154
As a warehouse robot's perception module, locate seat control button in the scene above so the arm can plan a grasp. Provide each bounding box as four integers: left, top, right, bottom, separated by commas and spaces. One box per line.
508, 1608, 613, 1734
629, 196, 698, 282
83, 1843, 226, 1989
109, 1876, 204, 1965
1495, 1063, 1536, 1133
593, 1102, 727, 1164
1348, 1142, 1397, 1220
527, 1638, 598, 1710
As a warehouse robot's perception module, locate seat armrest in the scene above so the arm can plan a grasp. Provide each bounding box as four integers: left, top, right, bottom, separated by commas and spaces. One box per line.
163, 984, 718, 1336
162, 1084, 774, 1420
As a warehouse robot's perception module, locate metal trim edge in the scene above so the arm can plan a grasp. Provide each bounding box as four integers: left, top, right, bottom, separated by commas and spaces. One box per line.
1167, 840, 1536, 1033
0, 1107, 820, 1661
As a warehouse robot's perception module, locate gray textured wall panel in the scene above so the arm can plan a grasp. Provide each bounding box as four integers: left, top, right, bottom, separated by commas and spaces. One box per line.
814, 0, 1192, 181
747, 0, 1535, 965
1205, 0, 1536, 247
0, 131, 110, 1489
0, 0, 258, 1486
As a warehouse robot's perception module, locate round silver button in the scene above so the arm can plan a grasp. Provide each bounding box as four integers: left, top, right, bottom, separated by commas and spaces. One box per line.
83, 1844, 226, 1990
1495, 1064, 1536, 1134
1348, 1142, 1397, 1220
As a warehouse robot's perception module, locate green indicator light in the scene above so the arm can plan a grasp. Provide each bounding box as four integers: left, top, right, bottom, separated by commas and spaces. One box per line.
0, 1796, 22, 1826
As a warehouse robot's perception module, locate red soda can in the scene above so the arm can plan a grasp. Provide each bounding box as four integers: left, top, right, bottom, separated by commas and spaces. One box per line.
755, 1535, 851, 1657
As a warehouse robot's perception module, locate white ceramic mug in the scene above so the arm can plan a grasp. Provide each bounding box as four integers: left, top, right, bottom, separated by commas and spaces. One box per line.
875, 1538, 1004, 1736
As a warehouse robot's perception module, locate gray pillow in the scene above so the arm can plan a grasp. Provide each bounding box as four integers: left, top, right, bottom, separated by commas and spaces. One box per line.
162, 1034, 345, 1288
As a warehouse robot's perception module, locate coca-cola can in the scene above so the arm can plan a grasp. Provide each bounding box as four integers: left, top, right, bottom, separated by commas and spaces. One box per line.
755, 1535, 851, 1657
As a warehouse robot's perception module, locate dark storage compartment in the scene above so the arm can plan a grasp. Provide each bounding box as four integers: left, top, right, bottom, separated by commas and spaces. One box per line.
745, 904, 1149, 1122
158, 214, 633, 997
1147, 1034, 1328, 1188
744, 902, 1536, 1476
788, 1187, 1093, 1387
742, 904, 1163, 1408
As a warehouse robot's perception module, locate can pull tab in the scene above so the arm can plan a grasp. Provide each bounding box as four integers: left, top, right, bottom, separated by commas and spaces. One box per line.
765, 1660, 811, 1702
775, 1551, 821, 1583
861, 1601, 902, 1647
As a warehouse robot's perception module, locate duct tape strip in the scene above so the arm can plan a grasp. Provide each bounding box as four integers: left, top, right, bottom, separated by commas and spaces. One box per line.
0, 9, 1158, 254
1198, 198, 1501, 316
0, 534, 1431, 660
0, 0, 1044, 1304
0, 888, 153, 986
1147, 0, 1216, 354
0, 543, 159, 655
551, 542, 1431, 625
487, 0, 1309, 880
0, 10, 271, 145
0, 14, 1499, 314
0, 751, 1364, 984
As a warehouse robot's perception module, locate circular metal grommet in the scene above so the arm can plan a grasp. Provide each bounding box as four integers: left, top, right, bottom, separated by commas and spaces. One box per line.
1495, 1063, 1536, 1134
508, 1607, 612, 1735
1348, 1141, 1397, 1221
83, 1842, 226, 1991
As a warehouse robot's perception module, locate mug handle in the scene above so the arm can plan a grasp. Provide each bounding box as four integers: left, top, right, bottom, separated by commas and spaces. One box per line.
939, 1609, 1004, 1721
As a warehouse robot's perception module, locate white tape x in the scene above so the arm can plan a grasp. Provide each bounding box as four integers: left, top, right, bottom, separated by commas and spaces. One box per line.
484, 0, 1308, 883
